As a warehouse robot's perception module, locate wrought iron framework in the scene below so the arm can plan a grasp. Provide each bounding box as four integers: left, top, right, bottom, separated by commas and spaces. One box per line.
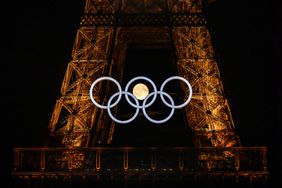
80, 13, 206, 26
49, 0, 240, 148
12, 147, 268, 187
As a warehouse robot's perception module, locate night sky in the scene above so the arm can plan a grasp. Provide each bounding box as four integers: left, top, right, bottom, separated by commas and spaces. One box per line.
4, 0, 282, 187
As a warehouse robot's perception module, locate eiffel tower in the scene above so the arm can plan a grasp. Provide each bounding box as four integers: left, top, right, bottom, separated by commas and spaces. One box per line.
48, 0, 240, 149
12, 1, 268, 187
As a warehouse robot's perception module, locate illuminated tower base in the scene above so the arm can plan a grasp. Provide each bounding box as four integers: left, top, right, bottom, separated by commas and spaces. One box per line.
48, 0, 240, 149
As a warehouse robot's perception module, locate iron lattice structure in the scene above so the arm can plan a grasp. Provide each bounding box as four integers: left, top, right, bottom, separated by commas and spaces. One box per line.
49, 0, 240, 148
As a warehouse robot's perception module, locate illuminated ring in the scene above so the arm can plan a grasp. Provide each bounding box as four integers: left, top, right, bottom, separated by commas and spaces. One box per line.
124, 76, 157, 109
89, 77, 122, 109
142, 91, 175, 124
160, 76, 192, 109
107, 91, 140, 124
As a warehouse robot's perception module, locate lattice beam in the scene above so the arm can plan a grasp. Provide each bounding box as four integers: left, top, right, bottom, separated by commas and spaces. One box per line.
80, 13, 206, 26
172, 26, 240, 147
49, 26, 115, 147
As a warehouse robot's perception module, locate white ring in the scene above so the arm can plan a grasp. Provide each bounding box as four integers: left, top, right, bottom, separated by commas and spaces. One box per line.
107, 91, 140, 124
124, 76, 157, 109
89, 77, 122, 109
142, 91, 175, 124
160, 76, 192, 109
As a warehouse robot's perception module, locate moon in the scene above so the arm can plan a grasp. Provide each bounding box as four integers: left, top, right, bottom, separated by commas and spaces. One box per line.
132, 83, 149, 100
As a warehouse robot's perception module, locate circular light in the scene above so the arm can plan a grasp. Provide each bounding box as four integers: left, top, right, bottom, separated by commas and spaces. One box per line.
132, 83, 149, 100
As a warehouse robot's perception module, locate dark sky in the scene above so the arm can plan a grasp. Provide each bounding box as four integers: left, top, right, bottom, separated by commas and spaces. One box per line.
4, 0, 282, 187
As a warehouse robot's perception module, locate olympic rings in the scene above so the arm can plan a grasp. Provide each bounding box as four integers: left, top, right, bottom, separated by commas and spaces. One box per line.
142, 91, 175, 124
107, 91, 140, 124
160, 76, 193, 109
89, 76, 192, 124
125, 76, 157, 109
89, 77, 122, 109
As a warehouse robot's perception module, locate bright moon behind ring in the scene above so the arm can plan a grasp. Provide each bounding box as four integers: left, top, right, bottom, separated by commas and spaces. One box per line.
132, 83, 149, 100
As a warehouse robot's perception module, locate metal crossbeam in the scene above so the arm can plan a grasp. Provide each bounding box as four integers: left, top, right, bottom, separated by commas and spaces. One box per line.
80, 13, 206, 26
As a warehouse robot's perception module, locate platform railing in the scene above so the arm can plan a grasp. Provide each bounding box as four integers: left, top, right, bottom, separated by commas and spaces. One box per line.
12, 147, 268, 174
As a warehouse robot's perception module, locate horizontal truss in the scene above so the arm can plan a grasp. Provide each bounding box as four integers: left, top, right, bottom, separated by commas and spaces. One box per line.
80, 13, 206, 26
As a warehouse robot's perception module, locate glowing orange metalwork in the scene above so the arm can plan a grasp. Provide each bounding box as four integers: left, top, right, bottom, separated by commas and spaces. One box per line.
49, 0, 240, 148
